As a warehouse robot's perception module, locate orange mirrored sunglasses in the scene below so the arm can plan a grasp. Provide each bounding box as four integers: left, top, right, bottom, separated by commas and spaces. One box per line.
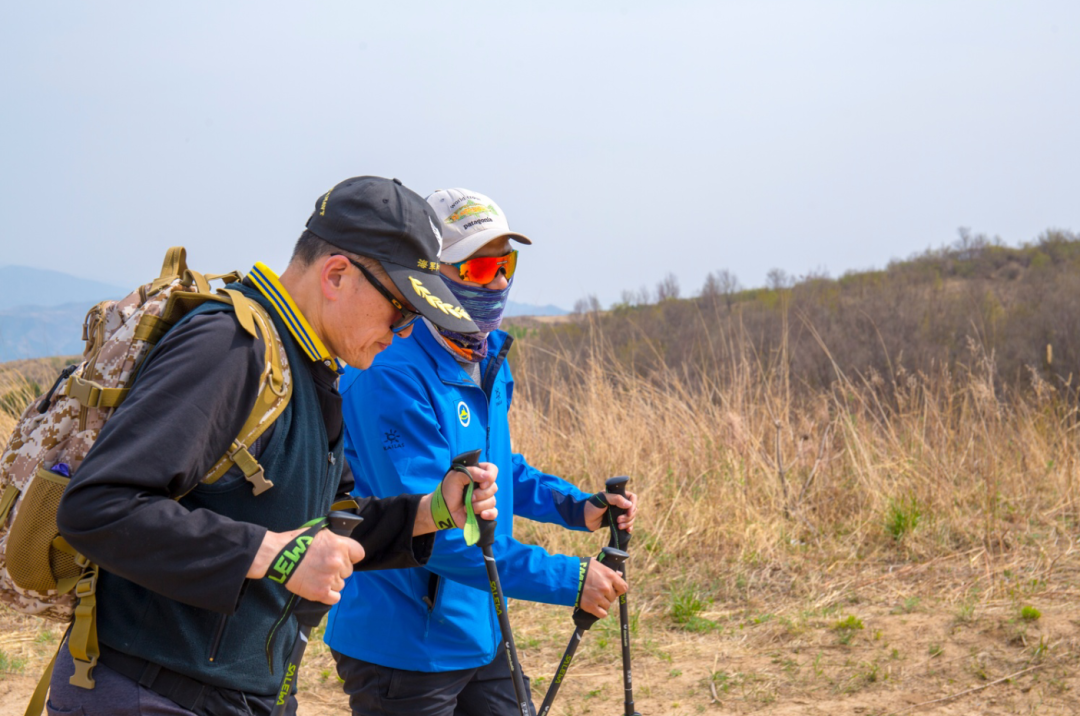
450, 250, 518, 284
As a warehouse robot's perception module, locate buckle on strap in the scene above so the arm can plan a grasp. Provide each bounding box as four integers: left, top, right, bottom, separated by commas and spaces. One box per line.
70, 654, 99, 690
228, 441, 274, 496
74, 571, 98, 599
67, 375, 103, 407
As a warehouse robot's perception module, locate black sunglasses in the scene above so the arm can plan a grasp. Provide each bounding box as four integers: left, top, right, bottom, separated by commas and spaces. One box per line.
340, 256, 421, 335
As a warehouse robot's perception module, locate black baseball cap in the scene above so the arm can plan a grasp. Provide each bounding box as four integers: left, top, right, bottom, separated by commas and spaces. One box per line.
306, 176, 478, 333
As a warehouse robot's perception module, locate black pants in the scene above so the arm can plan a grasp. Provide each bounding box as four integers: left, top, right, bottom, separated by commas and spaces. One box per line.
46, 637, 293, 716
332, 644, 535, 716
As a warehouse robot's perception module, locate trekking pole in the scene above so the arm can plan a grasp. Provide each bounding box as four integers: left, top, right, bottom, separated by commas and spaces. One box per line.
604, 476, 641, 716
452, 449, 532, 716
271, 510, 364, 716
537, 547, 629, 716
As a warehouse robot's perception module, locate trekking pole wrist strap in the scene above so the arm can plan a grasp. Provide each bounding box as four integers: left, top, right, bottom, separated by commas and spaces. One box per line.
430, 475, 458, 530
445, 465, 482, 546
573, 556, 591, 609
572, 556, 600, 629
266, 517, 328, 584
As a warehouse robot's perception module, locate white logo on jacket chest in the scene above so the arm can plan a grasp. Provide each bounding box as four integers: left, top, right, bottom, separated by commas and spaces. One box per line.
457, 401, 471, 427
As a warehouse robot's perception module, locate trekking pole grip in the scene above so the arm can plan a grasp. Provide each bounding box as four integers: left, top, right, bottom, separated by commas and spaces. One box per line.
327, 511, 364, 538
451, 449, 495, 548
572, 547, 629, 630
605, 476, 632, 552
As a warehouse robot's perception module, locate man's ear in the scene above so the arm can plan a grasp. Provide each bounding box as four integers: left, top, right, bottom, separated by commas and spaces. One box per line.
320, 254, 352, 301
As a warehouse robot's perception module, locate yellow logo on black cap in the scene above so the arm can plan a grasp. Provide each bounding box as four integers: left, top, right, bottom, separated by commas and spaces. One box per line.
319, 187, 334, 217
408, 277, 472, 321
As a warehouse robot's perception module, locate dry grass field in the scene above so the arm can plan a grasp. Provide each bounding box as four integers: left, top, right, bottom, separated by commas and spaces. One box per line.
2, 316, 1079, 714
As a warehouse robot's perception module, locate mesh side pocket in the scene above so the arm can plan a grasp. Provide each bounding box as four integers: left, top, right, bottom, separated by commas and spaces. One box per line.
7, 468, 72, 593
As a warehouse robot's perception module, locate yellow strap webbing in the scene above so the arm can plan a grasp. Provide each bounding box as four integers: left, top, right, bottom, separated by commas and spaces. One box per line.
184, 269, 211, 294
68, 565, 99, 688
200, 300, 291, 491
0, 484, 19, 526
133, 314, 171, 345
330, 499, 360, 512
220, 289, 259, 339
65, 375, 128, 409
205, 271, 243, 284
24, 645, 59, 716
150, 247, 188, 294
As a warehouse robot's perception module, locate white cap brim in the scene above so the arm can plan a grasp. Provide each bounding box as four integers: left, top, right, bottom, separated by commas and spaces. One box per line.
440, 228, 532, 263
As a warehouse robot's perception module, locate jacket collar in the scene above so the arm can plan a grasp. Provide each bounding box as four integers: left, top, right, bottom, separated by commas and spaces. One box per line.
248, 262, 341, 371
413, 320, 508, 387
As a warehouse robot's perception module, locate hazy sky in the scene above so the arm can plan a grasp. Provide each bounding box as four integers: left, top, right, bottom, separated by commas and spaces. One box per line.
2, 1, 1076, 309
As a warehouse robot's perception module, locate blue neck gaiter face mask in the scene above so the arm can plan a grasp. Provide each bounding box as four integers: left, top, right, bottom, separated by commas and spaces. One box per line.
436, 278, 513, 363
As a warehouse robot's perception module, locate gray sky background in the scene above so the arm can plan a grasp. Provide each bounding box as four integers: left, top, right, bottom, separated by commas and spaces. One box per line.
1, 1, 1076, 309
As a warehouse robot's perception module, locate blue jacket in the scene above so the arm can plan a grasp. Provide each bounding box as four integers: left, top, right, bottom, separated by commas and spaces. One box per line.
324, 326, 594, 671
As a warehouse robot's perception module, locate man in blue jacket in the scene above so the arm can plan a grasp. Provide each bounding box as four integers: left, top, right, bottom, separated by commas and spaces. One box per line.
326, 188, 638, 715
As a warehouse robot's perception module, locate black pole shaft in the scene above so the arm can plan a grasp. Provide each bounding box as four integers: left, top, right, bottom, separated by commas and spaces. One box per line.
605, 476, 640, 716
537, 627, 585, 716
272, 625, 310, 714
270, 511, 364, 716
454, 450, 531, 716
483, 543, 531, 716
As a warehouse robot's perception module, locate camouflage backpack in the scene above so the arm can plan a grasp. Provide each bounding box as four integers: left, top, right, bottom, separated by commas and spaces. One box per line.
0, 247, 293, 711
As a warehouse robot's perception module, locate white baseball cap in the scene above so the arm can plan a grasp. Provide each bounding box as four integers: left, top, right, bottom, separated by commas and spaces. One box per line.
425, 188, 532, 263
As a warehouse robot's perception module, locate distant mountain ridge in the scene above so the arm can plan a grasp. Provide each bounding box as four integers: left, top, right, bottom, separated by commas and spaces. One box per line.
0, 265, 126, 311
0, 266, 127, 361
0, 265, 567, 361
504, 300, 568, 318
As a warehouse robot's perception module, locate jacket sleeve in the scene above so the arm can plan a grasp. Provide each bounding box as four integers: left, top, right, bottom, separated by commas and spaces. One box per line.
342, 365, 581, 607
349, 490, 434, 571
509, 453, 594, 531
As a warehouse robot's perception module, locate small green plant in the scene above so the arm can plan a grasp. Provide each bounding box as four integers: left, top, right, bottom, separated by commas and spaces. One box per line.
669, 586, 707, 623
319, 669, 331, 682
1020, 605, 1042, 621
668, 585, 718, 632
669, 668, 682, 678
928, 643, 943, 657
0, 649, 26, 675
709, 670, 732, 693
34, 629, 57, 644
954, 601, 976, 623
832, 615, 864, 645
885, 495, 921, 541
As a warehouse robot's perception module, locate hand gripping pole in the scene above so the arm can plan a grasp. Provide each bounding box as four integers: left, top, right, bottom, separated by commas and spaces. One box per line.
537, 547, 629, 716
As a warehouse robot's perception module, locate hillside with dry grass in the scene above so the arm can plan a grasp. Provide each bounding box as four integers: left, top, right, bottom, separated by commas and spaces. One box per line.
2, 235, 1080, 714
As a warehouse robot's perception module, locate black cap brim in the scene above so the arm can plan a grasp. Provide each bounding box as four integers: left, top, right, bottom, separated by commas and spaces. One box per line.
382, 263, 480, 333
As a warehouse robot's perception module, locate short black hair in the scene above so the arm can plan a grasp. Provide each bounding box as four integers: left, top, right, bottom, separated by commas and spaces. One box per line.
290, 230, 387, 278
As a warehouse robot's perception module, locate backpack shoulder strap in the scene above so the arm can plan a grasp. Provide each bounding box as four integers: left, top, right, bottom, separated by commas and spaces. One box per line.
200, 289, 293, 496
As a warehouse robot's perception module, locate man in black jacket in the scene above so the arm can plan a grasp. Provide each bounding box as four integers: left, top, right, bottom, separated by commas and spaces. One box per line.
51, 176, 497, 716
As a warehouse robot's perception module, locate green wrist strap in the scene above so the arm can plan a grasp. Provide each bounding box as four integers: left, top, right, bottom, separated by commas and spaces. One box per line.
448, 465, 481, 546
574, 556, 592, 609
431, 479, 457, 530
266, 516, 327, 585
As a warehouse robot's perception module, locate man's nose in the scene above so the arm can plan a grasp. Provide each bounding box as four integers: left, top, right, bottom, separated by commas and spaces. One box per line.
484, 271, 509, 290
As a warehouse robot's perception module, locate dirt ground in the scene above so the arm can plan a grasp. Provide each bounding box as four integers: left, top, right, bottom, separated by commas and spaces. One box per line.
2, 553, 1078, 716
